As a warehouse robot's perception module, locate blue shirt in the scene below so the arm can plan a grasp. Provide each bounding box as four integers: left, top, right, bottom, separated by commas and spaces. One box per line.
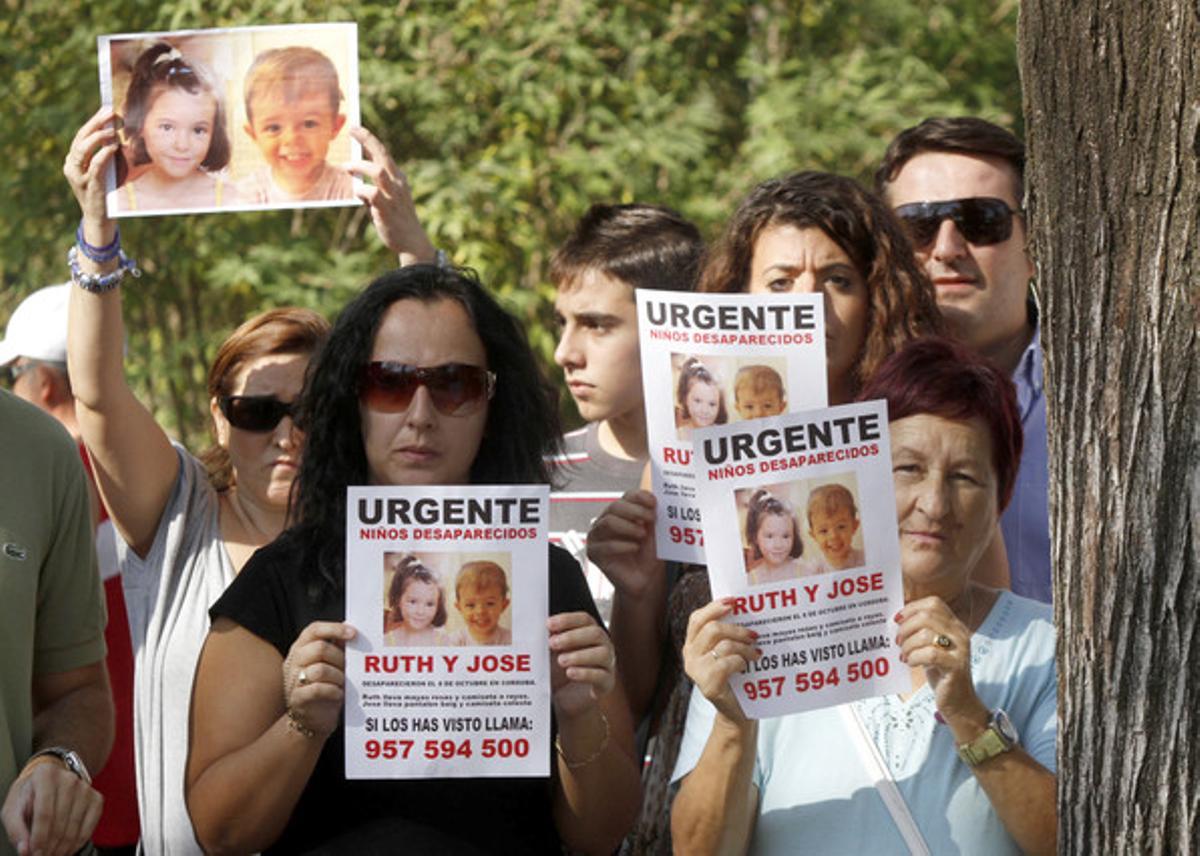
1001, 327, 1052, 603
672, 592, 1057, 856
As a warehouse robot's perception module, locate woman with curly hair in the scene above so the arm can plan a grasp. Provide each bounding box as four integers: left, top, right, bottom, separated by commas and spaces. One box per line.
187, 265, 640, 854
589, 172, 944, 853
698, 170, 942, 403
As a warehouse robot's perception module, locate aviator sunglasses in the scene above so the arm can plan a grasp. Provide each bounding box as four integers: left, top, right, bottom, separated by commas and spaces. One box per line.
359, 362, 496, 416
218, 395, 299, 433
893, 197, 1023, 250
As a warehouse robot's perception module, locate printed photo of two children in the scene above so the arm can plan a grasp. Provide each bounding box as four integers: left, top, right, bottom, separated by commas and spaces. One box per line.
98, 23, 360, 217
382, 551, 514, 648
671, 353, 790, 442
736, 474, 867, 588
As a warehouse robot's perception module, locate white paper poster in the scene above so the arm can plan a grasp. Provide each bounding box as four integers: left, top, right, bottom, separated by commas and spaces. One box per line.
343, 486, 551, 779
692, 401, 908, 718
636, 290, 828, 563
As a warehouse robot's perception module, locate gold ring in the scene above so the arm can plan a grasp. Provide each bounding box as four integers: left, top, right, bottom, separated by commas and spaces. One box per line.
935, 634, 953, 650
298, 669, 309, 686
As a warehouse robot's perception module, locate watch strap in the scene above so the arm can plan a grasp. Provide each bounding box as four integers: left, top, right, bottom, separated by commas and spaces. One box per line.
28, 747, 92, 785
956, 710, 1017, 767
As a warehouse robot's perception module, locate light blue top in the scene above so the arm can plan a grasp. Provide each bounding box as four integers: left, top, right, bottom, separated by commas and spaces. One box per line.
1001, 325, 1052, 603
672, 591, 1056, 856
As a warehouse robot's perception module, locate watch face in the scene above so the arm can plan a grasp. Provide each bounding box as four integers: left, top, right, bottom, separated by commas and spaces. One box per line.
993, 709, 1018, 745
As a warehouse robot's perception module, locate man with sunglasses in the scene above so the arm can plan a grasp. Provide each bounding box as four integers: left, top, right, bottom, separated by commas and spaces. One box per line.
1, 284, 140, 853
876, 117, 1051, 604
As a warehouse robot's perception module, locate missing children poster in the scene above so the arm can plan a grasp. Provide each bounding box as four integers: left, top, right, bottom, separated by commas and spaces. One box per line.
692, 401, 908, 718
343, 486, 551, 779
636, 289, 828, 564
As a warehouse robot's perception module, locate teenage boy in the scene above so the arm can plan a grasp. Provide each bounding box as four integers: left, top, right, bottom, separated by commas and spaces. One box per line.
876, 117, 1051, 602
548, 204, 704, 619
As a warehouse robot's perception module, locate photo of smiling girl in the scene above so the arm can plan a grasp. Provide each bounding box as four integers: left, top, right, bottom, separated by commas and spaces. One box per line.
382, 553, 448, 647
741, 487, 819, 586
110, 41, 237, 213
674, 355, 729, 441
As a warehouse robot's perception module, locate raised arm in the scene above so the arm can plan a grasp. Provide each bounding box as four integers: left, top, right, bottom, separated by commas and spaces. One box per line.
670, 600, 761, 856
63, 107, 180, 557
587, 489, 669, 718
347, 127, 437, 267
187, 619, 354, 855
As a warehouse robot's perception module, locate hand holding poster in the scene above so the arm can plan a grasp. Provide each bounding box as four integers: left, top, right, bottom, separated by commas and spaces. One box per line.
344, 486, 551, 778
97, 23, 360, 217
636, 290, 828, 563
692, 401, 908, 718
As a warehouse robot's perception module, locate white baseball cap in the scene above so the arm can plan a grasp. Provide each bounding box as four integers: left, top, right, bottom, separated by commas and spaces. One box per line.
0, 284, 70, 367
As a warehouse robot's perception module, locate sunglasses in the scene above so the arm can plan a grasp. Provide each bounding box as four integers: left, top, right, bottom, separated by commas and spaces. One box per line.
359, 362, 496, 416
894, 197, 1022, 250
218, 395, 299, 433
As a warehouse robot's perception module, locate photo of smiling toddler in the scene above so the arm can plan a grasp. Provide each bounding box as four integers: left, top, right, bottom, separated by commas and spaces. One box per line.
238, 46, 352, 203
382, 554, 448, 646
806, 482, 866, 572
447, 560, 513, 646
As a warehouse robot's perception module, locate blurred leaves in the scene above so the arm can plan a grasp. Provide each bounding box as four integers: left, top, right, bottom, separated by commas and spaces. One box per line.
2, 0, 1020, 447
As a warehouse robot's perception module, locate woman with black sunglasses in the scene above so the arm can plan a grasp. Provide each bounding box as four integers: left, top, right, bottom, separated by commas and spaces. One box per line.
186, 266, 640, 854
64, 106, 436, 855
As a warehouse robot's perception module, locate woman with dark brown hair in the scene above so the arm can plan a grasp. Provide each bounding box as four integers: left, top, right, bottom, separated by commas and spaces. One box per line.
698, 170, 941, 403
590, 172, 943, 854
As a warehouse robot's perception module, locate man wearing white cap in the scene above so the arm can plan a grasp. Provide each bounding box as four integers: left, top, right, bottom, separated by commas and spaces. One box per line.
0, 285, 82, 441
1, 284, 141, 853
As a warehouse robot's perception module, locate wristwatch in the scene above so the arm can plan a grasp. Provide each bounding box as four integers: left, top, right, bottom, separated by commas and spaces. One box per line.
28, 747, 92, 785
957, 709, 1019, 767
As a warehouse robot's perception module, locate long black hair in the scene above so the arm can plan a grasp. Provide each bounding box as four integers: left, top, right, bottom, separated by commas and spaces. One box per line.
291, 265, 561, 598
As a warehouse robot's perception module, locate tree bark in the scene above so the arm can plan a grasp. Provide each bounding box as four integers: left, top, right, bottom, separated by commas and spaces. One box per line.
1018, 2, 1200, 852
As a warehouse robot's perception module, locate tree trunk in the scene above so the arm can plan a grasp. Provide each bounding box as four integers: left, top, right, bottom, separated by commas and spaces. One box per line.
1017, 2, 1200, 853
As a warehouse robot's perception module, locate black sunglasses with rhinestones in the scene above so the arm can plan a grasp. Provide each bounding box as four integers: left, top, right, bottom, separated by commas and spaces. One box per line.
893, 197, 1023, 250
218, 395, 300, 432
359, 362, 496, 416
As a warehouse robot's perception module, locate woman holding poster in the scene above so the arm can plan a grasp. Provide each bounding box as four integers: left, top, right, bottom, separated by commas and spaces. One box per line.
671, 338, 1056, 856
593, 171, 945, 852
186, 266, 639, 854
63, 104, 438, 854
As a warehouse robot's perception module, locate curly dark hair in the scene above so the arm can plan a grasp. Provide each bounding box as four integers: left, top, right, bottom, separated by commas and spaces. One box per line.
698, 171, 943, 396
291, 265, 561, 597
121, 41, 231, 172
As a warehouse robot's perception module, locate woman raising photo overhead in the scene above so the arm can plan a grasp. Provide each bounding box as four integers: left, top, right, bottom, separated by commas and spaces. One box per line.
63, 102, 436, 854
186, 266, 640, 854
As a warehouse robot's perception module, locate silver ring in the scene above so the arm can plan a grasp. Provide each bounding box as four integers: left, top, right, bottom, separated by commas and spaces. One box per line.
710, 648, 720, 661
298, 669, 309, 686
934, 634, 953, 650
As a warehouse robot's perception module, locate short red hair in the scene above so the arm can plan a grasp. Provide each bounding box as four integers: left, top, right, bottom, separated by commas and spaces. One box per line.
858, 337, 1023, 511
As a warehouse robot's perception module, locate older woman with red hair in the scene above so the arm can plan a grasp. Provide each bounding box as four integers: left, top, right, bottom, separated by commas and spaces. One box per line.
672, 337, 1056, 856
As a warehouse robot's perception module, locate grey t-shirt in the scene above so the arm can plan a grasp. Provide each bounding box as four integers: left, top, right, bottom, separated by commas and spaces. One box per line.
117, 444, 234, 856
548, 423, 646, 623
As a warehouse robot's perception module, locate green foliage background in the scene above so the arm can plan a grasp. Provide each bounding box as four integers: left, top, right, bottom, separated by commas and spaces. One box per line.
1, 0, 1020, 448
